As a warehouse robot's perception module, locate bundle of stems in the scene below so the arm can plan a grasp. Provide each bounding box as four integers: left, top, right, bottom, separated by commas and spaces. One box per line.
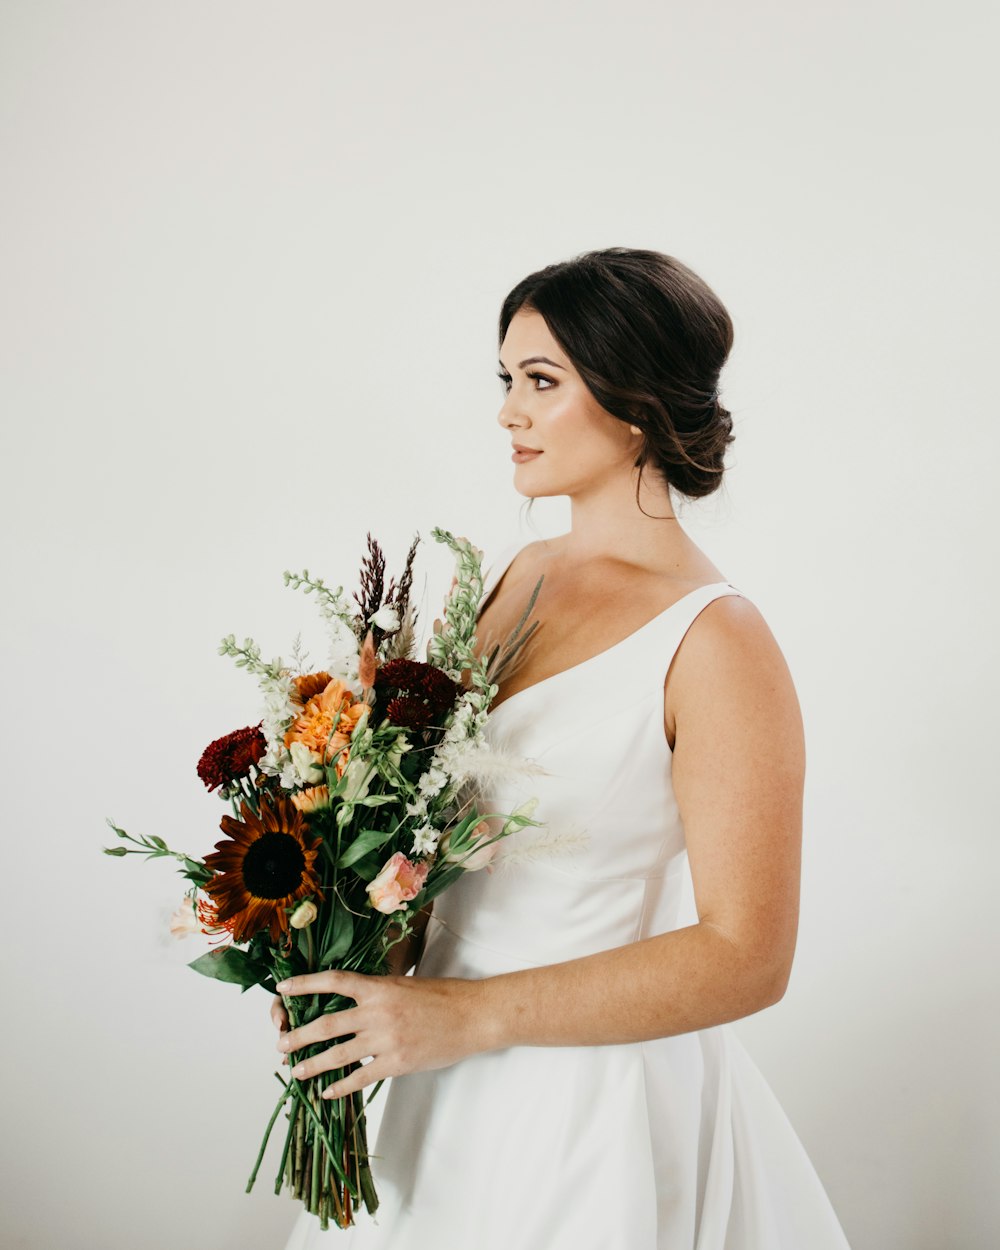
247, 988, 385, 1230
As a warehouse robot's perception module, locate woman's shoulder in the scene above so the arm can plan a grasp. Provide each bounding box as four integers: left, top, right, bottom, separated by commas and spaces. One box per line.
664, 587, 802, 754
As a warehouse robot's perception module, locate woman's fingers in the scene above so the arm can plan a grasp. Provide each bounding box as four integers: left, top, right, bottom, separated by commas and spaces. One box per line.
287, 1036, 372, 1083
275, 965, 365, 995
271, 994, 289, 1032
277, 1004, 363, 1057
323, 1057, 387, 1100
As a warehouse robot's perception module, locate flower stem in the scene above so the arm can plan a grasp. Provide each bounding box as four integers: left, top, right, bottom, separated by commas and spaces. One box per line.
246, 1076, 294, 1193
274, 1081, 299, 1196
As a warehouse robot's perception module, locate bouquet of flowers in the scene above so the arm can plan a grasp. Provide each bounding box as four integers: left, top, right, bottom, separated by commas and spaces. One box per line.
103, 527, 545, 1229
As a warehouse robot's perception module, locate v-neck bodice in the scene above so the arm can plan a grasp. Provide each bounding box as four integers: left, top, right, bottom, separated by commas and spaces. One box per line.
477, 536, 741, 720
416, 533, 749, 973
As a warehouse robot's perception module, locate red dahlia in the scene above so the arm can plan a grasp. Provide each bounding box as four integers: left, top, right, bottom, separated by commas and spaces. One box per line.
197, 724, 268, 792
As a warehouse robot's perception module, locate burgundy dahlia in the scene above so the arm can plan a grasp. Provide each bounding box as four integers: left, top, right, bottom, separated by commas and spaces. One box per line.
375, 658, 463, 728
197, 723, 268, 792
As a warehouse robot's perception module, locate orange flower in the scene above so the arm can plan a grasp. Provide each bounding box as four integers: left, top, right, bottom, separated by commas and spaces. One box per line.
284, 678, 369, 764
291, 784, 331, 813
290, 671, 334, 706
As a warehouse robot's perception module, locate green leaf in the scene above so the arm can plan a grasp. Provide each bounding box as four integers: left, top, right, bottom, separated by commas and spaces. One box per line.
337, 827, 394, 869
182, 858, 213, 885
409, 863, 466, 911
439, 807, 485, 854
320, 908, 355, 964
350, 852, 384, 882
148, 835, 168, 850
188, 947, 266, 990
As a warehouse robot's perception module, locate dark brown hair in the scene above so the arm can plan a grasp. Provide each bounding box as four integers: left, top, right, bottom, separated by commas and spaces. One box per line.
498, 247, 735, 516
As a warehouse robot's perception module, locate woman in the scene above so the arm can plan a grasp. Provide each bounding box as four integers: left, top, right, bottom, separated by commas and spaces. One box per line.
278, 247, 853, 1248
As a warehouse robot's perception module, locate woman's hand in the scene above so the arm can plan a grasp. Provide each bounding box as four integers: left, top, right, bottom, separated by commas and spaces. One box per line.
271, 995, 290, 1065
274, 969, 493, 1100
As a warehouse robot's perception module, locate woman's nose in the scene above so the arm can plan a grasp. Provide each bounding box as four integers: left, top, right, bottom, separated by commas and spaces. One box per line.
498, 395, 528, 431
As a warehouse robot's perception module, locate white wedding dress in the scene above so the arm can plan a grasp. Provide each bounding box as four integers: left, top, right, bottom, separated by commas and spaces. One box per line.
285, 538, 852, 1249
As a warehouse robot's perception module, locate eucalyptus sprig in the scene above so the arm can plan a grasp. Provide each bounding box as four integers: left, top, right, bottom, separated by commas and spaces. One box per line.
102, 818, 213, 886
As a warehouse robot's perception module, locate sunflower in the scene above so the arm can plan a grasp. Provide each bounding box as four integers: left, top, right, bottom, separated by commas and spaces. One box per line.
202, 794, 324, 944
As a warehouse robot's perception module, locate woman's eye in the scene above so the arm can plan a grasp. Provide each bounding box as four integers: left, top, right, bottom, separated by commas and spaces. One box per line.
496, 370, 554, 392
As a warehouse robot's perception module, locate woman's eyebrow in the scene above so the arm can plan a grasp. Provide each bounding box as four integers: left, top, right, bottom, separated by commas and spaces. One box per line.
497, 355, 566, 371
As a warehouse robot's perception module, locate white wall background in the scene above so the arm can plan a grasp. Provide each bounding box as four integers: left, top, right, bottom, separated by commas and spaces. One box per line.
1, 2, 996, 1248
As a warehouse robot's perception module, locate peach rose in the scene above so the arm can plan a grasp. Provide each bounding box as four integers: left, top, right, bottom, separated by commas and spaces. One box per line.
366, 851, 431, 915
441, 818, 499, 872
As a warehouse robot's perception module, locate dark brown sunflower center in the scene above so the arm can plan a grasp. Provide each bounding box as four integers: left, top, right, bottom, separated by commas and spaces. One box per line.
242, 832, 307, 899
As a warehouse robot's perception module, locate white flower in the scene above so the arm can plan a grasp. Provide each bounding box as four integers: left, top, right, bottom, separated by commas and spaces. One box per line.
169, 896, 199, 939
369, 604, 400, 631
326, 618, 361, 685
289, 900, 318, 929
417, 766, 448, 797
340, 756, 373, 802
385, 733, 411, 769
289, 741, 324, 786
410, 823, 439, 856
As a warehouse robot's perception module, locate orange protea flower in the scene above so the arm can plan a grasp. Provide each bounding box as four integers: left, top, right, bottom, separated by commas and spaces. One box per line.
290, 671, 334, 706
202, 794, 324, 944
284, 677, 369, 764
196, 894, 236, 947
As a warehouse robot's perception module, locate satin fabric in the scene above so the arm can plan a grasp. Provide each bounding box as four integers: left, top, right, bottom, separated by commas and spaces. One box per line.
284, 538, 852, 1249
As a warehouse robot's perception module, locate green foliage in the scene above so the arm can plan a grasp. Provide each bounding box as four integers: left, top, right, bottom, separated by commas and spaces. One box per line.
320, 908, 355, 964
189, 946, 275, 994
101, 818, 213, 886
337, 827, 394, 869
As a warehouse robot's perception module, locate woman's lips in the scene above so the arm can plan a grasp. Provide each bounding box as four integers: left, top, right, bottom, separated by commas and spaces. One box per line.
512, 448, 542, 463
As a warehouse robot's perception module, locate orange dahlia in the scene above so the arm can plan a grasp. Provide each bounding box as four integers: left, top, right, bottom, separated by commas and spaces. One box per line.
284, 678, 370, 764
202, 794, 323, 944
290, 671, 334, 706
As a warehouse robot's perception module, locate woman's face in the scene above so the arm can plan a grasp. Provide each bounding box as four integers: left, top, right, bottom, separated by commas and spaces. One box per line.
496, 309, 638, 499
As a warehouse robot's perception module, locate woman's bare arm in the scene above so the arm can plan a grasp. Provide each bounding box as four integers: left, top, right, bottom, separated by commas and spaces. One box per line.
273, 596, 806, 1098
472, 595, 804, 1050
